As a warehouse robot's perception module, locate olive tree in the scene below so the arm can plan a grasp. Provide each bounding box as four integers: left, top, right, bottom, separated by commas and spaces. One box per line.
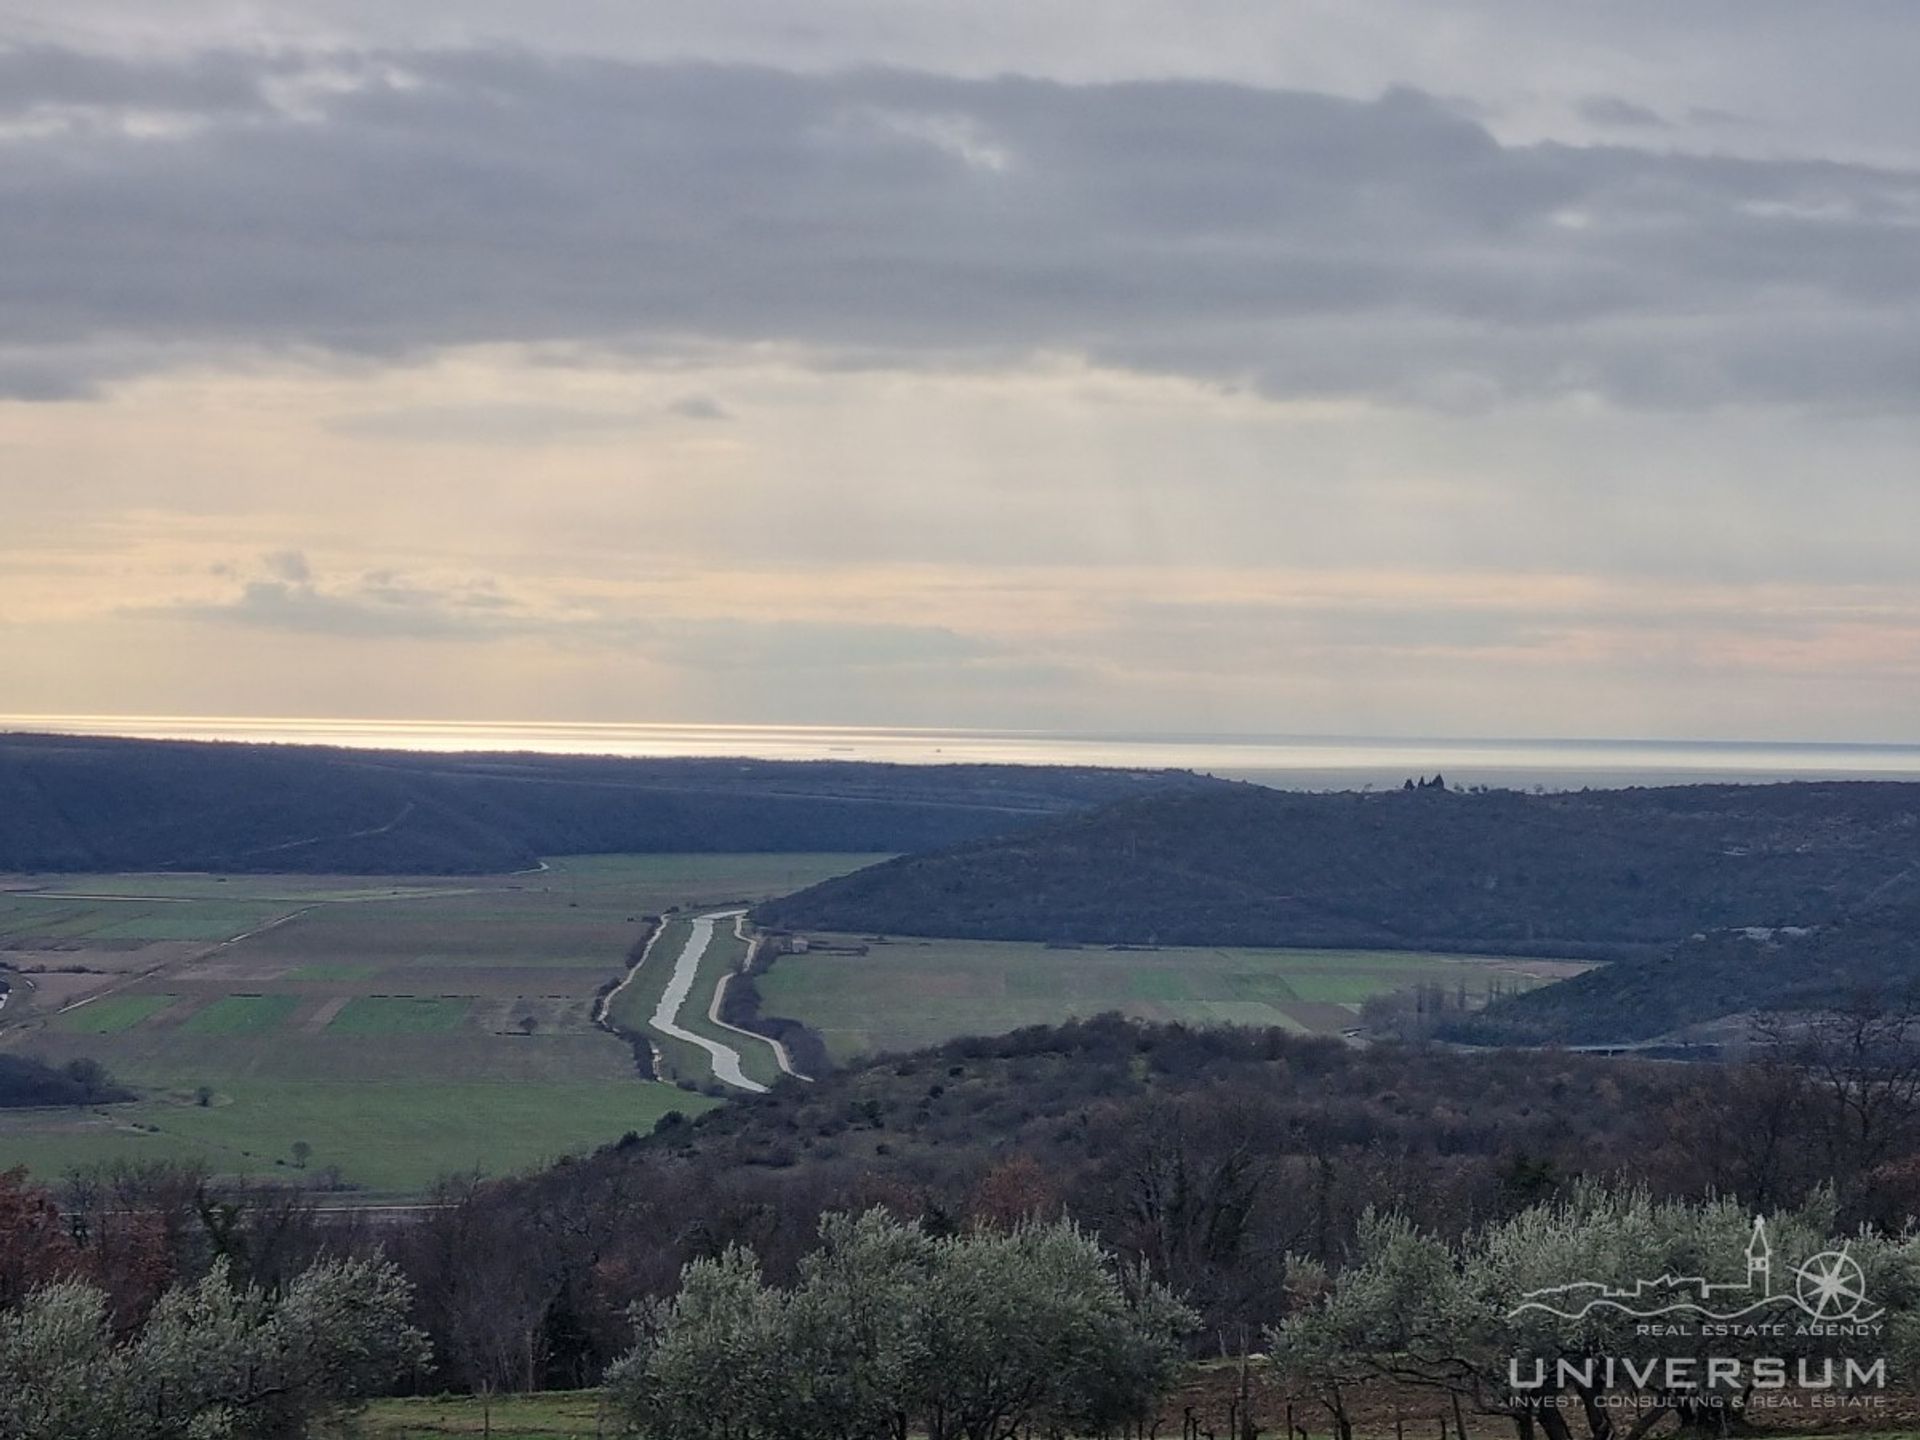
1271, 1185, 1920, 1440
608, 1208, 1193, 1440
0, 1257, 429, 1440
612, 1246, 794, 1440
783, 1210, 934, 1440
911, 1218, 1192, 1440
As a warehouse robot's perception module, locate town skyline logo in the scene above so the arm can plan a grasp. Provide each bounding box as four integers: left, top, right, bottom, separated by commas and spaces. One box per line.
1508, 1218, 1881, 1324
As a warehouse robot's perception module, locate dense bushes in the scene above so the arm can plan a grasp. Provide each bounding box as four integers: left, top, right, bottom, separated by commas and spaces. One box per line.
0, 1054, 131, 1108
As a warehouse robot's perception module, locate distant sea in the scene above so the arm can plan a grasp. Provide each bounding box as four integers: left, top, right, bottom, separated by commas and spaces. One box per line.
7, 714, 1920, 793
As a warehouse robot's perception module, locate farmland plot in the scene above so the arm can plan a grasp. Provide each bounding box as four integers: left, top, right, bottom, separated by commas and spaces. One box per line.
755, 934, 1587, 1061
0, 853, 873, 1194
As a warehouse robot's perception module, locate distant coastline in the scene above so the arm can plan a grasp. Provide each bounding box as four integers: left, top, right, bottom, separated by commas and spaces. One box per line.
5, 714, 1919, 792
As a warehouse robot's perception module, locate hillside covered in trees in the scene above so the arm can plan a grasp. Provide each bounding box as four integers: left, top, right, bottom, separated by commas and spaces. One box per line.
1452, 920, 1920, 1044
756, 779, 1920, 958
0, 732, 1221, 874
31, 1014, 1907, 1403
12, 1012, 1920, 1430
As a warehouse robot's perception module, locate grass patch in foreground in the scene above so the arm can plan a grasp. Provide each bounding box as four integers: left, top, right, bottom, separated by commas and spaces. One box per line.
359, 1391, 1910, 1440
364, 1390, 607, 1437
0, 1079, 715, 1196
49, 994, 175, 1034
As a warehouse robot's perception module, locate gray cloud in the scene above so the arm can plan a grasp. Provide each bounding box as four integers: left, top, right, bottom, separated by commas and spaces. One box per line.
1121, 592, 1905, 662
1575, 95, 1669, 129
0, 356, 98, 401
667, 394, 732, 421
170, 572, 526, 641
648, 618, 994, 671
152, 563, 995, 671
0, 44, 277, 118
262, 548, 311, 583
328, 401, 657, 444
23, 2, 1920, 169
4, 47, 1920, 412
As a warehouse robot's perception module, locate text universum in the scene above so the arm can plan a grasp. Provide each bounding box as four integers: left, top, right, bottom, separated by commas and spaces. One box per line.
1509, 1358, 1887, 1391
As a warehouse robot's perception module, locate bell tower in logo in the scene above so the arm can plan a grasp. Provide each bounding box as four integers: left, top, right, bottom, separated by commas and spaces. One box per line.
1747, 1216, 1771, 1295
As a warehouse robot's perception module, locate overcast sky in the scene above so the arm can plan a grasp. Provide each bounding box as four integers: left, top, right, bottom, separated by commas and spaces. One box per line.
3, 2, 1918, 742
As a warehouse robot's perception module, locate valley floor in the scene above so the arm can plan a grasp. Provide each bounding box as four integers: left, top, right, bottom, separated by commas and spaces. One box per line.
0, 854, 870, 1195
757, 932, 1585, 1061
1, 854, 1587, 1194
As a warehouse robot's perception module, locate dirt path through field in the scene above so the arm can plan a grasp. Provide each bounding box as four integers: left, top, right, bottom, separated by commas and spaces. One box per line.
706, 914, 810, 1081
651, 909, 765, 1093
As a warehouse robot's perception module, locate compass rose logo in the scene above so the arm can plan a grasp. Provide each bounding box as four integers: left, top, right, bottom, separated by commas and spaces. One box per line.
1795, 1249, 1872, 1320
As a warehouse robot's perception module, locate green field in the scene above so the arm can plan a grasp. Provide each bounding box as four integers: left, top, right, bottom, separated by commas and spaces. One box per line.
756, 935, 1583, 1061
330, 996, 473, 1034
0, 854, 874, 1193
180, 994, 302, 1035
0, 894, 291, 944
0, 1079, 715, 1195
534, 853, 884, 911
286, 962, 377, 981
49, 994, 177, 1034
0, 853, 1570, 1187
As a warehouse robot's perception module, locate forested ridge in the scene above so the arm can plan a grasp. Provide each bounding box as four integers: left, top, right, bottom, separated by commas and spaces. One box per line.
756, 780, 1920, 1041
0, 732, 1221, 874
1450, 920, 1920, 1044
758, 780, 1920, 955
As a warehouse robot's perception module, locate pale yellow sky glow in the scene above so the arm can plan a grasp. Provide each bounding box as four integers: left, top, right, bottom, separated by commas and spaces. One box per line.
5, 6, 1920, 743
5, 347, 1919, 739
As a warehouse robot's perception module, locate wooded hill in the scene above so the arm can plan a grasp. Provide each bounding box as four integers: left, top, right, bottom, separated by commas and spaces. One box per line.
755, 779, 1920, 959
12, 1014, 1920, 1404
1448, 920, 1920, 1044
375, 1010, 1920, 1393
0, 732, 1222, 874
405, 1017, 1713, 1382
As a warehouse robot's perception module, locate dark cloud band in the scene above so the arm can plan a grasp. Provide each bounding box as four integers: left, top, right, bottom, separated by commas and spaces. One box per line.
4, 46, 1918, 410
